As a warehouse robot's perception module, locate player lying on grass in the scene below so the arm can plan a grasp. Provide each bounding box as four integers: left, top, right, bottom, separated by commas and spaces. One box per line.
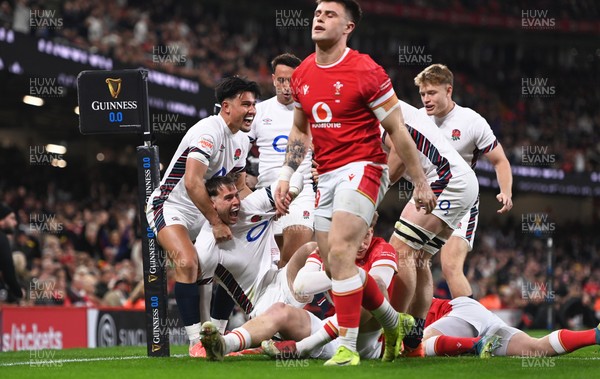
422, 296, 600, 358
200, 213, 414, 363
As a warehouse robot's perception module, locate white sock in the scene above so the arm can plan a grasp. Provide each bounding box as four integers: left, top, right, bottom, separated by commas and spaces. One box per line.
223, 327, 251, 354
185, 323, 201, 344
548, 330, 566, 354
211, 318, 229, 335
371, 300, 398, 331
297, 316, 338, 355
424, 336, 439, 356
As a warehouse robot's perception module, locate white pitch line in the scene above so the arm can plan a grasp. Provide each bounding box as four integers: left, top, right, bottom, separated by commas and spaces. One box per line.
0, 354, 187, 367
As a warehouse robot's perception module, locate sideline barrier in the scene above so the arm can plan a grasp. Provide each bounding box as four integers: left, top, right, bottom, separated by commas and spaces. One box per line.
0, 306, 186, 352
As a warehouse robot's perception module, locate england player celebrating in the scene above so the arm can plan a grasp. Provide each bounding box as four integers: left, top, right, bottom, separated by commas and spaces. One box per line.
275, 0, 435, 366
248, 53, 315, 267
415, 64, 513, 299
146, 77, 259, 357
382, 100, 478, 358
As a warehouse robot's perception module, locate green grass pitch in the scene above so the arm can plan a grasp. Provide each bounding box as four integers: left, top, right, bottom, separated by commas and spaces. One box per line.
1, 332, 598, 379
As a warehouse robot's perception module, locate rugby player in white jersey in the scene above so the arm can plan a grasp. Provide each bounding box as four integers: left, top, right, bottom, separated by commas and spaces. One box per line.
194, 174, 312, 358
145, 77, 259, 357
248, 53, 315, 268
415, 64, 513, 300
381, 99, 478, 357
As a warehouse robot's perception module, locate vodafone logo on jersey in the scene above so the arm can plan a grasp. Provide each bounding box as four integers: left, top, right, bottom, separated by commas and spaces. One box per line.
312, 102, 332, 122
311, 102, 341, 128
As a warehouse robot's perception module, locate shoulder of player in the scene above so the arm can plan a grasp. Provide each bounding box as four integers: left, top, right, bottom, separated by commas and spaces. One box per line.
256, 96, 278, 110
350, 50, 384, 71
369, 237, 395, 255
293, 54, 316, 76
453, 104, 486, 123
189, 115, 224, 137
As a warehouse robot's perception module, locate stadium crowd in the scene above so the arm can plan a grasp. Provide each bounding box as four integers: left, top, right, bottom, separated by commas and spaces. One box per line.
0, 0, 599, 331
2, 0, 598, 173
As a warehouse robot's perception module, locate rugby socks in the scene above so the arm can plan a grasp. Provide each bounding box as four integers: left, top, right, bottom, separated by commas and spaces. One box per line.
549, 329, 597, 354
210, 318, 229, 335
297, 317, 338, 356
175, 282, 201, 342
331, 273, 364, 352
185, 323, 201, 344
360, 270, 398, 330
211, 286, 236, 334
223, 327, 251, 354
424, 335, 480, 356
403, 317, 426, 349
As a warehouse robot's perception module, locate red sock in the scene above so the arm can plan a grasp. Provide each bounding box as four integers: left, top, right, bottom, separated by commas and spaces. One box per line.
434, 336, 480, 356
331, 276, 364, 329
557, 329, 597, 352
361, 274, 385, 311
324, 320, 338, 339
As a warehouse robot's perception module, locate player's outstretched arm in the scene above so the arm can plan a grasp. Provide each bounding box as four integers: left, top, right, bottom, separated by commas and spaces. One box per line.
383, 135, 407, 184
275, 108, 310, 214
185, 159, 232, 242
485, 143, 513, 213
381, 104, 435, 213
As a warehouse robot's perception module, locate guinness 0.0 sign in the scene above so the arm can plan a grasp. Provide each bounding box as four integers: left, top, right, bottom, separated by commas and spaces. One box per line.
77, 69, 149, 135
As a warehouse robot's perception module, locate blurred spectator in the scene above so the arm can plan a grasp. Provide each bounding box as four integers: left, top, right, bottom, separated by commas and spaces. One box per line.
0, 203, 23, 304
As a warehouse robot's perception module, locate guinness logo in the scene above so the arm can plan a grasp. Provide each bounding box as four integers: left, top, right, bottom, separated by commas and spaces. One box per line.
148, 274, 158, 283
152, 344, 161, 352
105, 78, 122, 99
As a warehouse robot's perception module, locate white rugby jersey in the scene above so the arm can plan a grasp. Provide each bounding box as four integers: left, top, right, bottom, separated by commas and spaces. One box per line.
388, 101, 473, 190
247, 96, 313, 190
427, 104, 498, 168
196, 184, 279, 314
149, 114, 249, 224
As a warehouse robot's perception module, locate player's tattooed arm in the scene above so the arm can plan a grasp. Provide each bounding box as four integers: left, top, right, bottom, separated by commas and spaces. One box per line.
284, 139, 306, 171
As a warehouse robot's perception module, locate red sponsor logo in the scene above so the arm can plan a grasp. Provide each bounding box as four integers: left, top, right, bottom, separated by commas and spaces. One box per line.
315, 189, 321, 208
251, 215, 262, 223
348, 174, 355, 181
199, 138, 214, 150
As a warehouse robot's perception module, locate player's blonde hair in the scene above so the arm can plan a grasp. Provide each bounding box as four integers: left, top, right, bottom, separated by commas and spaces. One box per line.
414, 64, 454, 87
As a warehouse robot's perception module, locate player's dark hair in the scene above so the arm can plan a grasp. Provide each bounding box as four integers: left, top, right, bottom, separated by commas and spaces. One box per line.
271, 53, 302, 72
316, 0, 362, 26
214, 76, 261, 105
206, 175, 236, 197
